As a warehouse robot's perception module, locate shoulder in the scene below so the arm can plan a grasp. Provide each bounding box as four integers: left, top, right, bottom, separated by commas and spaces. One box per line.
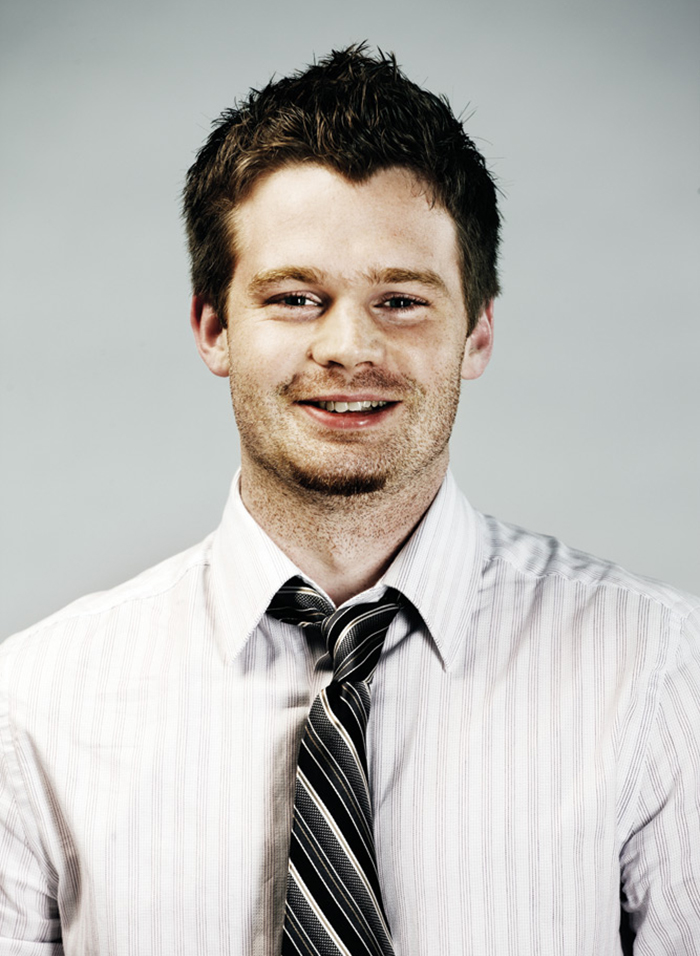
0, 532, 216, 677
476, 510, 700, 628
473, 511, 700, 763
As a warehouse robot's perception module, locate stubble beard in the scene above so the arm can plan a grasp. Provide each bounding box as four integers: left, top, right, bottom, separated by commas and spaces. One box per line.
230, 366, 463, 501
285, 461, 392, 497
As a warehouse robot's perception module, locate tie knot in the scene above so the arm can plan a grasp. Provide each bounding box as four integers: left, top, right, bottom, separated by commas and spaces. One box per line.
267, 576, 403, 684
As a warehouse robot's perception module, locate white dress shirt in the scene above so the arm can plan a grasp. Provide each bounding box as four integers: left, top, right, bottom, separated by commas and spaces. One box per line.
1, 471, 699, 955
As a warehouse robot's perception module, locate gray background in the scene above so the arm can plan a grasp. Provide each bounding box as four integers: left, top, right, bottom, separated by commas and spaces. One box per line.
1, 0, 698, 639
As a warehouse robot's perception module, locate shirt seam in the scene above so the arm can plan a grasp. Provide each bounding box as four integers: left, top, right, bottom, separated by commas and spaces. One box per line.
621, 612, 685, 851
4, 555, 214, 648
483, 553, 700, 626
0, 690, 60, 892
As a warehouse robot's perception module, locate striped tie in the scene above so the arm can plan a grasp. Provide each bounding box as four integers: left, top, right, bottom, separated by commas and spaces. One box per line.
267, 576, 403, 956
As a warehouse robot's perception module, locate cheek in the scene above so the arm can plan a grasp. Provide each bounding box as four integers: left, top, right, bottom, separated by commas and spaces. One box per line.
400, 337, 465, 384
227, 324, 306, 390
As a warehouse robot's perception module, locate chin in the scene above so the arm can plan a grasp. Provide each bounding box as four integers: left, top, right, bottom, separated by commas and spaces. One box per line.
287, 463, 390, 497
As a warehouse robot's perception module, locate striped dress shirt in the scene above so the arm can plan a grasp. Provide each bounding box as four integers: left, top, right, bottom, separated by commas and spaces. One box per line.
1, 471, 699, 955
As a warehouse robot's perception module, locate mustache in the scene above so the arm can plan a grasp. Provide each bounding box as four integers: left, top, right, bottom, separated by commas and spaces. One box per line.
278, 368, 423, 399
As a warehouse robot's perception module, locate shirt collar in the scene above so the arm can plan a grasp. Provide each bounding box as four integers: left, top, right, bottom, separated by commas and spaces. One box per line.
211, 470, 483, 670
380, 470, 483, 671
210, 471, 303, 662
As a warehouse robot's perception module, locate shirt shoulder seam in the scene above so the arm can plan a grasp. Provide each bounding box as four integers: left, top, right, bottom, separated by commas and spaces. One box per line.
483, 552, 700, 624
4, 553, 214, 647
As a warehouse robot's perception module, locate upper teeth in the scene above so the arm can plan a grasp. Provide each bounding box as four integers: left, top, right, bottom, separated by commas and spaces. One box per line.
317, 400, 388, 412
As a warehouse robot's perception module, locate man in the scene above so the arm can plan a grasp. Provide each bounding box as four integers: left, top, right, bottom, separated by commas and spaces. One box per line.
1, 46, 698, 956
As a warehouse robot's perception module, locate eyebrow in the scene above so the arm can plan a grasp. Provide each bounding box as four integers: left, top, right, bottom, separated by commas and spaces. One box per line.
247, 267, 325, 297
247, 266, 449, 297
368, 267, 449, 295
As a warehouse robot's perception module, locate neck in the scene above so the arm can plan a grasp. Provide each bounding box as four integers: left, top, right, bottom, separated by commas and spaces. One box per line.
239, 453, 448, 606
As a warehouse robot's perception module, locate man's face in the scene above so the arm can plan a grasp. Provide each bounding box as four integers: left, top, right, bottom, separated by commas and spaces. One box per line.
220, 163, 489, 498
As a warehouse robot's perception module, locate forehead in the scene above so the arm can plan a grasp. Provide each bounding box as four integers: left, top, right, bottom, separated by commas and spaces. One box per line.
228, 164, 462, 283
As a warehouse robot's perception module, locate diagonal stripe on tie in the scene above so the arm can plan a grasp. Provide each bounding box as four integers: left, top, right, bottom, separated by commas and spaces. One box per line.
267, 576, 403, 955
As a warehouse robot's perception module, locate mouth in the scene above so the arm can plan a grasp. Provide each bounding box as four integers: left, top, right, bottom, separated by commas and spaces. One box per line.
295, 397, 399, 429
306, 399, 391, 414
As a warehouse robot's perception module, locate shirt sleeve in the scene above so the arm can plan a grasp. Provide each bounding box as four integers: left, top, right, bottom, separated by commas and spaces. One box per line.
0, 721, 63, 953
619, 605, 700, 954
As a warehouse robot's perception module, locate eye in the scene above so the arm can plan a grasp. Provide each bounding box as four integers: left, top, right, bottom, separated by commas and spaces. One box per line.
275, 293, 319, 308
378, 295, 426, 311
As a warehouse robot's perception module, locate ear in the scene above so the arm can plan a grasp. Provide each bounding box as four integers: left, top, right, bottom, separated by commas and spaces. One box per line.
461, 299, 494, 381
190, 295, 230, 377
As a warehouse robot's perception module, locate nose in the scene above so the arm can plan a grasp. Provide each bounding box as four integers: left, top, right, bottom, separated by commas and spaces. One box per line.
308, 303, 385, 370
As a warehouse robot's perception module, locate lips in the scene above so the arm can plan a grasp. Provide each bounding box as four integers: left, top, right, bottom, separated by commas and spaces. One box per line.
296, 398, 399, 429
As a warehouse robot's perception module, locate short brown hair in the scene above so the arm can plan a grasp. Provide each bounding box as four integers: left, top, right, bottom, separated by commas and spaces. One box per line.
183, 44, 501, 334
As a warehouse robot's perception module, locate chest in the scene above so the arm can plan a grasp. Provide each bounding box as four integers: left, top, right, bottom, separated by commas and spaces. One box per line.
45, 632, 626, 954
